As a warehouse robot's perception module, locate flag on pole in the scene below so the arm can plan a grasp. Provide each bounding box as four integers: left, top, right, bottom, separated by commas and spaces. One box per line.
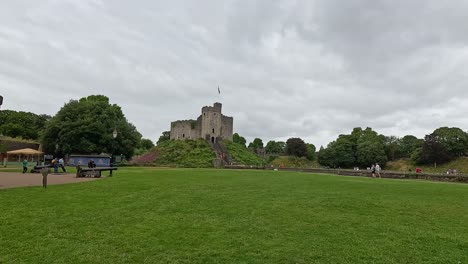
218, 86, 221, 94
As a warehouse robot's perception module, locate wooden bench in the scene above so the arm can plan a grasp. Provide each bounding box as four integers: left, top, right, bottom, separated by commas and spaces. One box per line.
76, 166, 118, 178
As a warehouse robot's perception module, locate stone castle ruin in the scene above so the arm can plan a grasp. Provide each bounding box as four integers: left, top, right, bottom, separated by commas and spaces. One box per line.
170, 102, 233, 143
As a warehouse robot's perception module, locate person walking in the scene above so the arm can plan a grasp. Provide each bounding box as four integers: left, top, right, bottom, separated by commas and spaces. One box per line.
22, 159, 28, 173
58, 158, 66, 172
370, 164, 376, 178
52, 158, 58, 173
375, 163, 381, 178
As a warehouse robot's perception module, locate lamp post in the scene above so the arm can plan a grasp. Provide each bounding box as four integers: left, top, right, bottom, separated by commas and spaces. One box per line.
110, 129, 118, 175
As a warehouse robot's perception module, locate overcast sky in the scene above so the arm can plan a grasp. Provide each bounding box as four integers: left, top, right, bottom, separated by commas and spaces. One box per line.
1, 0, 468, 147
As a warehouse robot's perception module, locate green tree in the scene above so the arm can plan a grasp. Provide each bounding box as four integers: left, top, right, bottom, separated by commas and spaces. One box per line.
318, 146, 333, 167
139, 138, 155, 150
248, 138, 264, 149
0, 110, 50, 140
356, 129, 387, 166
416, 133, 452, 167
317, 127, 386, 168
233, 133, 247, 147
42, 95, 141, 158
432, 127, 468, 157
265, 140, 285, 154
306, 143, 316, 160
384, 136, 402, 161
285, 138, 307, 158
157, 131, 171, 145
332, 136, 356, 167
400, 135, 423, 158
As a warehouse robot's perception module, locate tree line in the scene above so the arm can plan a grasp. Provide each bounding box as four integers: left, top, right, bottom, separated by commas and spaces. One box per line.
203, 126, 468, 168
2, 95, 154, 158
318, 127, 467, 168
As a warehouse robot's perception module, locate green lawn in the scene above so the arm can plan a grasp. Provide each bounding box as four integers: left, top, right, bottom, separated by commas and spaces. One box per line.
1, 168, 467, 263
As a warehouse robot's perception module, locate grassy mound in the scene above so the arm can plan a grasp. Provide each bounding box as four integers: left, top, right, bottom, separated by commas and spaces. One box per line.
269, 156, 320, 168
386, 157, 468, 174
151, 139, 215, 167
224, 140, 264, 166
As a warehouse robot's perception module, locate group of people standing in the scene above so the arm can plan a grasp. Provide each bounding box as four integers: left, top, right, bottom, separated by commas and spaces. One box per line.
50, 158, 66, 173
370, 163, 381, 178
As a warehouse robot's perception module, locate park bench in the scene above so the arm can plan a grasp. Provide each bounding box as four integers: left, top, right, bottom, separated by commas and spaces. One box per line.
76, 166, 118, 178
30, 164, 53, 173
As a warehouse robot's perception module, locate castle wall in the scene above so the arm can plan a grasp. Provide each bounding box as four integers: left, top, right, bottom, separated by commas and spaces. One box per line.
170, 120, 200, 140
221, 115, 233, 140
170, 102, 233, 142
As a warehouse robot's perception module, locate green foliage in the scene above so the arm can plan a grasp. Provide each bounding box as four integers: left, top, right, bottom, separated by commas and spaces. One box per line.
269, 156, 320, 168
0, 110, 50, 140
248, 138, 264, 149
432, 127, 468, 157
265, 140, 285, 155
306, 143, 316, 160
139, 138, 155, 150
388, 156, 468, 174
415, 133, 451, 166
157, 131, 171, 145
232, 133, 246, 147
41, 95, 141, 158
400, 135, 423, 158
318, 127, 387, 168
154, 139, 215, 167
285, 138, 308, 158
225, 140, 264, 166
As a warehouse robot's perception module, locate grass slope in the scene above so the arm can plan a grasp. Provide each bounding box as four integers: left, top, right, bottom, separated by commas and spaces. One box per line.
153, 139, 215, 168
224, 140, 264, 166
269, 156, 320, 168
386, 157, 468, 174
1, 168, 467, 263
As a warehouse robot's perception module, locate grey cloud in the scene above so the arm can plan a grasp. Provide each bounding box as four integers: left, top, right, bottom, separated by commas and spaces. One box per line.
1, 0, 468, 148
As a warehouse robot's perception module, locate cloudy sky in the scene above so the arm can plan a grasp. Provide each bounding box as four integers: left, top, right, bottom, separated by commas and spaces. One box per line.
1, 0, 468, 147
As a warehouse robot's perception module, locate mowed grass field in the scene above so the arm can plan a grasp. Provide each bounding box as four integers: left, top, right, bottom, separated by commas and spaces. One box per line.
0, 168, 467, 263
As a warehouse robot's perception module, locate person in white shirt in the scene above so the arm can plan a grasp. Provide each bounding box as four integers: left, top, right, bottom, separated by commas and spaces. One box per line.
58, 158, 66, 173
375, 163, 381, 178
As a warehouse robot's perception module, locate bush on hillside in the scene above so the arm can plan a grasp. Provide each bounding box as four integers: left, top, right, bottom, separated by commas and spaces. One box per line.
154, 139, 215, 167
224, 140, 265, 166
269, 156, 320, 168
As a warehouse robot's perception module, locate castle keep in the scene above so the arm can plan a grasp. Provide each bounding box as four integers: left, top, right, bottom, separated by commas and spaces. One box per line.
170, 103, 233, 143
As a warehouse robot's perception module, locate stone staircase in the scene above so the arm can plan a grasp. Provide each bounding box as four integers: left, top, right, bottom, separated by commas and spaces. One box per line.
208, 138, 233, 167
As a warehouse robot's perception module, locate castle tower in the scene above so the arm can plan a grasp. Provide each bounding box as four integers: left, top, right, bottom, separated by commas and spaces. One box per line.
169, 102, 233, 142
201, 103, 223, 143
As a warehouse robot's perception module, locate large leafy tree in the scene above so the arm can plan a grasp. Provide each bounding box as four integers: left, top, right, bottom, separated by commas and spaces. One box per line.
383, 136, 402, 161
265, 140, 285, 154
248, 138, 264, 149
0, 110, 50, 140
355, 129, 387, 166
317, 127, 387, 168
42, 95, 141, 158
306, 143, 316, 161
432, 127, 468, 157
415, 133, 452, 167
232, 133, 247, 147
139, 138, 155, 150
400, 135, 423, 158
285, 138, 307, 158
157, 131, 171, 145
318, 136, 355, 168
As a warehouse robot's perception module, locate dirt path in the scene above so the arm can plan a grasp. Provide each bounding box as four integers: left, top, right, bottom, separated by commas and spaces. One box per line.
0, 172, 99, 190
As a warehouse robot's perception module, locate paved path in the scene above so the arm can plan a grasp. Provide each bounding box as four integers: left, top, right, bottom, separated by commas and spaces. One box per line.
0, 172, 99, 190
